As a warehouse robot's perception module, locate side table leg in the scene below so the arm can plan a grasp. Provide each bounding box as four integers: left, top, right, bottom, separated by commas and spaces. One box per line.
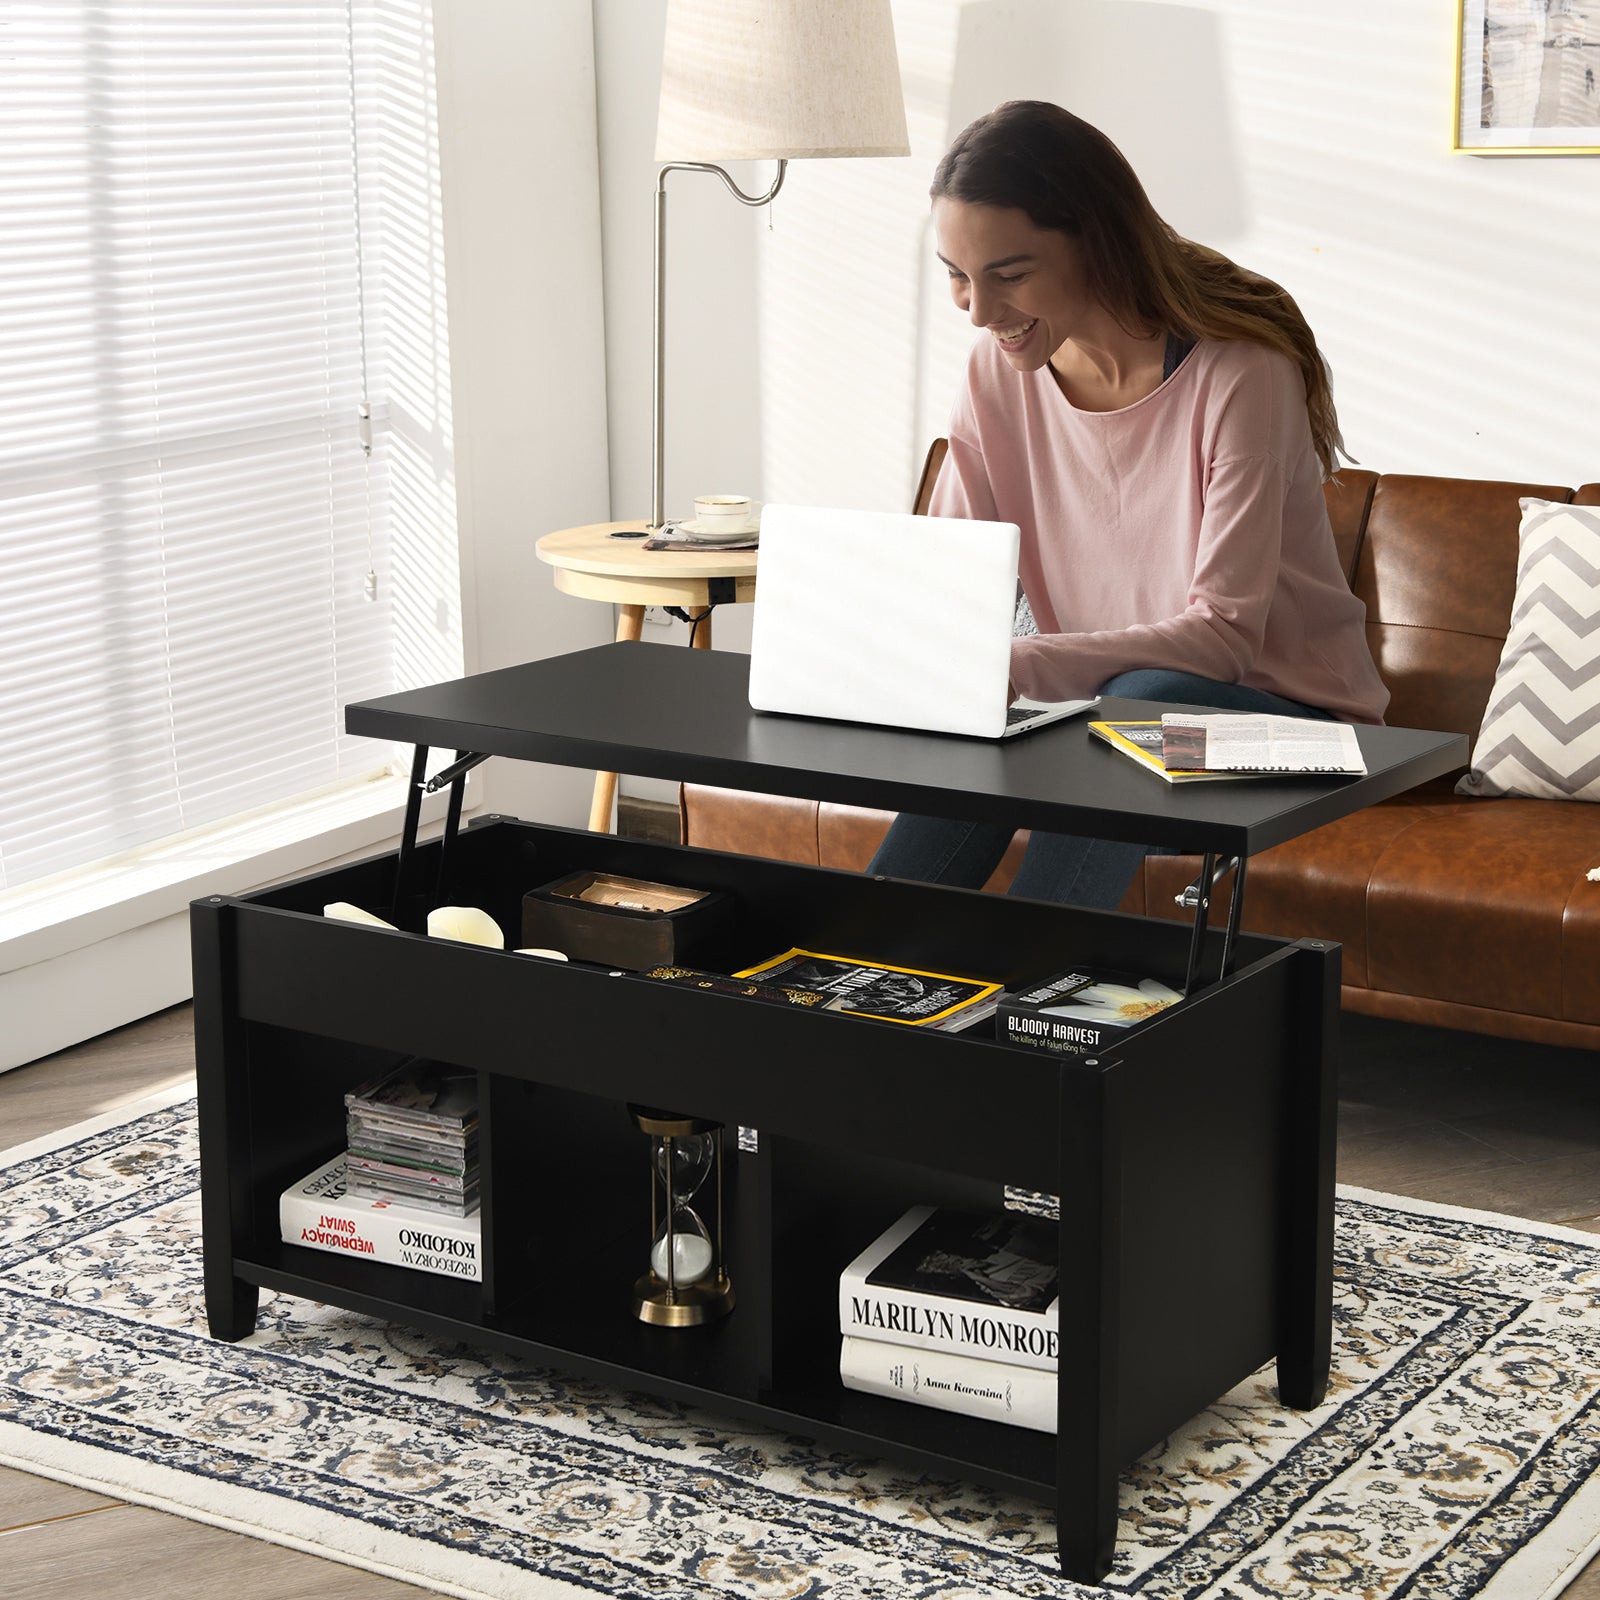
689, 607, 713, 648
1277, 939, 1339, 1408
589, 604, 647, 831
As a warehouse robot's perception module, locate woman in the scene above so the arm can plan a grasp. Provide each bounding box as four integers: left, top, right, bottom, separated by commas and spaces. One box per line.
869, 100, 1388, 908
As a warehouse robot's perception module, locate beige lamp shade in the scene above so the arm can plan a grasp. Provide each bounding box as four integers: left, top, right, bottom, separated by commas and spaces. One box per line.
655, 0, 910, 162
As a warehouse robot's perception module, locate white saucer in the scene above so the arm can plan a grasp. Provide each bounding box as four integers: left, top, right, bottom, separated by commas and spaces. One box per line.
677, 517, 760, 542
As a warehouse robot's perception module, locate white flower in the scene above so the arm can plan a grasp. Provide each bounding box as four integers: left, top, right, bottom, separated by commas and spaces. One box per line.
1042, 977, 1182, 1027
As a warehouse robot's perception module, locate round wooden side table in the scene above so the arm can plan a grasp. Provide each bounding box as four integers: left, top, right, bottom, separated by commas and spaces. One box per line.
536, 520, 758, 830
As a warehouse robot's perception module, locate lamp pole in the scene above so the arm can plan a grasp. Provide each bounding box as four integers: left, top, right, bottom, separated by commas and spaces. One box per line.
651, 160, 787, 531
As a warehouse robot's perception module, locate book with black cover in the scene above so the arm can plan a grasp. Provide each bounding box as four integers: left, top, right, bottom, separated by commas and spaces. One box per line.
734, 949, 1001, 1027
640, 965, 827, 1009
996, 963, 1183, 1056
838, 1204, 1059, 1371
869, 1208, 1056, 1312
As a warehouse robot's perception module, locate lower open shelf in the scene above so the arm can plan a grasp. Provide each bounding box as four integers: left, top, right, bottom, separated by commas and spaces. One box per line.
243, 1243, 483, 1328
248, 1215, 763, 1397
762, 1381, 1058, 1497
240, 1240, 1060, 1500
241, 1241, 1056, 1497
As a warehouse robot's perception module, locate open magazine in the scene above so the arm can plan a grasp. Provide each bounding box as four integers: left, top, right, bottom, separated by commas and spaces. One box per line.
1159, 713, 1367, 775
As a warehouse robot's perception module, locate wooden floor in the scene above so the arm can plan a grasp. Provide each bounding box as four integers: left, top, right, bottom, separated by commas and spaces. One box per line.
3, 1000, 1598, 1597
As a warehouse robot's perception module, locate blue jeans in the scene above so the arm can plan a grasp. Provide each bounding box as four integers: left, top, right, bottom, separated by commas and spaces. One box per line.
865, 669, 1336, 908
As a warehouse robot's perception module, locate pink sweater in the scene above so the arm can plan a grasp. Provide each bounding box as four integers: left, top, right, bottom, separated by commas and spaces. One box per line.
931, 337, 1389, 724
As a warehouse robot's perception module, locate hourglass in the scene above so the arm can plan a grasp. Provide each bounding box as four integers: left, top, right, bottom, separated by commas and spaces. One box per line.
629, 1106, 735, 1326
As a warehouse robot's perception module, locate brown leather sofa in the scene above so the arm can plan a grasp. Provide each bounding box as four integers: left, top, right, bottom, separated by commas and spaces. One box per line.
682, 459, 1600, 1051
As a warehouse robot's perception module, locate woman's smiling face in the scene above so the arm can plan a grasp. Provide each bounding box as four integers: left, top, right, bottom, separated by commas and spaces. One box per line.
933, 198, 1097, 371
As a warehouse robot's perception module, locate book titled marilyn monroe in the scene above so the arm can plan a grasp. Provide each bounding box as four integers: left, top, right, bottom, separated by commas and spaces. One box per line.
838, 1205, 1059, 1372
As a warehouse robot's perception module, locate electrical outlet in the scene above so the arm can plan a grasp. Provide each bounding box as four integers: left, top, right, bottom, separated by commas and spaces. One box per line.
643, 607, 673, 630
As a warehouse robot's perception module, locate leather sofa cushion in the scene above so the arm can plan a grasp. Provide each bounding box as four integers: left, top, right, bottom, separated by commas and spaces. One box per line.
1354, 476, 1571, 738
679, 784, 820, 865
681, 785, 1027, 892
1136, 781, 1465, 988
1367, 796, 1600, 1025
1141, 781, 1600, 1027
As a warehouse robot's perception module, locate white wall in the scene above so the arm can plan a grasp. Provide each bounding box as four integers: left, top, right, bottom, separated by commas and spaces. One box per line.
591, 0, 1600, 811
434, 0, 613, 828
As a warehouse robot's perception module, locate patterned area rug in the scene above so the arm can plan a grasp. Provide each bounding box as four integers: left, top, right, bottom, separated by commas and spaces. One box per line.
3, 1088, 1600, 1600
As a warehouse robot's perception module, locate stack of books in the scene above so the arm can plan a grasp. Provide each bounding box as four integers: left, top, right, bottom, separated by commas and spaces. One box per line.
278, 1057, 481, 1281
837, 1205, 1059, 1432
344, 1057, 480, 1216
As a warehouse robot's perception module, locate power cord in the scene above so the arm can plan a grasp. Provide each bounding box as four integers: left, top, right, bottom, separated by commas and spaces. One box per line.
665, 604, 716, 646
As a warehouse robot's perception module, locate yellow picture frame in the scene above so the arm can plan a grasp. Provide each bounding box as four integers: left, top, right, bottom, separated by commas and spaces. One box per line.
1453, 0, 1600, 154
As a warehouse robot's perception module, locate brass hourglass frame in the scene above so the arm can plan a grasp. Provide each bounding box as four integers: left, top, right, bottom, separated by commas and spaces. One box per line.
629, 1105, 735, 1327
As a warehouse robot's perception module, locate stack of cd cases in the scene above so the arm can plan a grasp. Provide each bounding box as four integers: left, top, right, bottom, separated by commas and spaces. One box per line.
343, 1057, 479, 1217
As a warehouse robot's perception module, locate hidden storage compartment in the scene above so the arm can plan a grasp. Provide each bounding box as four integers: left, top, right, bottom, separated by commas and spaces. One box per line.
244, 812, 1278, 1001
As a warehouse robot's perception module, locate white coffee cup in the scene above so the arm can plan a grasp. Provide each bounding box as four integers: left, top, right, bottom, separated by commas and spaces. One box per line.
693, 494, 752, 532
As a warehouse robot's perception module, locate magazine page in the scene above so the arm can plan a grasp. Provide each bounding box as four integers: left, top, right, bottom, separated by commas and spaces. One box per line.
1159, 714, 1366, 775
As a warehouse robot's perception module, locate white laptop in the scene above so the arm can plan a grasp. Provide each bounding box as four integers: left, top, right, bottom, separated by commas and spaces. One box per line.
747, 505, 1098, 740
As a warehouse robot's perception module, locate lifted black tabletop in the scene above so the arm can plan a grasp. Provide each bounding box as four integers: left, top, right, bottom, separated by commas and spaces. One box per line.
346, 641, 1467, 857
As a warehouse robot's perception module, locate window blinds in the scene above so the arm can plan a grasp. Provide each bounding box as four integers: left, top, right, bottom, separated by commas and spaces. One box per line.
0, 2, 446, 893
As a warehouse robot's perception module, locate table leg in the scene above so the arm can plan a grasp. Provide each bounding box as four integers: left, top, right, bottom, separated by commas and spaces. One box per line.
1278, 938, 1339, 1408
589, 605, 647, 832
192, 898, 261, 1342
1056, 1061, 1123, 1583
690, 607, 713, 648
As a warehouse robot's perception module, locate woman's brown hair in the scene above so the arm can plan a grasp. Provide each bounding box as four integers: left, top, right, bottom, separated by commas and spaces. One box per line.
931, 101, 1344, 477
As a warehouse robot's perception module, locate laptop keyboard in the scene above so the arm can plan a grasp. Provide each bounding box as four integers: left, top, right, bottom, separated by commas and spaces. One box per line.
1005, 705, 1044, 726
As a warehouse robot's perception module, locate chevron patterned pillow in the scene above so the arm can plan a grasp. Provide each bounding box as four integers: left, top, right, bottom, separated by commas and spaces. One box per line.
1456, 499, 1600, 802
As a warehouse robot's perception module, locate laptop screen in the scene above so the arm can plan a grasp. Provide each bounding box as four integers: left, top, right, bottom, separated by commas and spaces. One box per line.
748, 505, 1022, 739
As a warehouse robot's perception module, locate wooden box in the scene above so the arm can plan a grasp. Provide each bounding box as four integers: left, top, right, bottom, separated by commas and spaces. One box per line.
520, 870, 734, 969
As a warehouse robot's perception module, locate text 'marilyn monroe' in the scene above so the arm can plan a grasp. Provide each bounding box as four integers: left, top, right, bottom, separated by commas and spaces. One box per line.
847, 1295, 1059, 1360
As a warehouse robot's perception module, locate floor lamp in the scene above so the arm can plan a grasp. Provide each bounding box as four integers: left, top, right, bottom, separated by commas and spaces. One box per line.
651, 0, 910, 530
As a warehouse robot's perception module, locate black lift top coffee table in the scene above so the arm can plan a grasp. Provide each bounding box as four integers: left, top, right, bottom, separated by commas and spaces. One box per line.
195, 641, 1466, 1582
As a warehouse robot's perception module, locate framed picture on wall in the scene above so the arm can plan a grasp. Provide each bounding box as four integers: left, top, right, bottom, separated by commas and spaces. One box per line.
1455, 0, 1600, 152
